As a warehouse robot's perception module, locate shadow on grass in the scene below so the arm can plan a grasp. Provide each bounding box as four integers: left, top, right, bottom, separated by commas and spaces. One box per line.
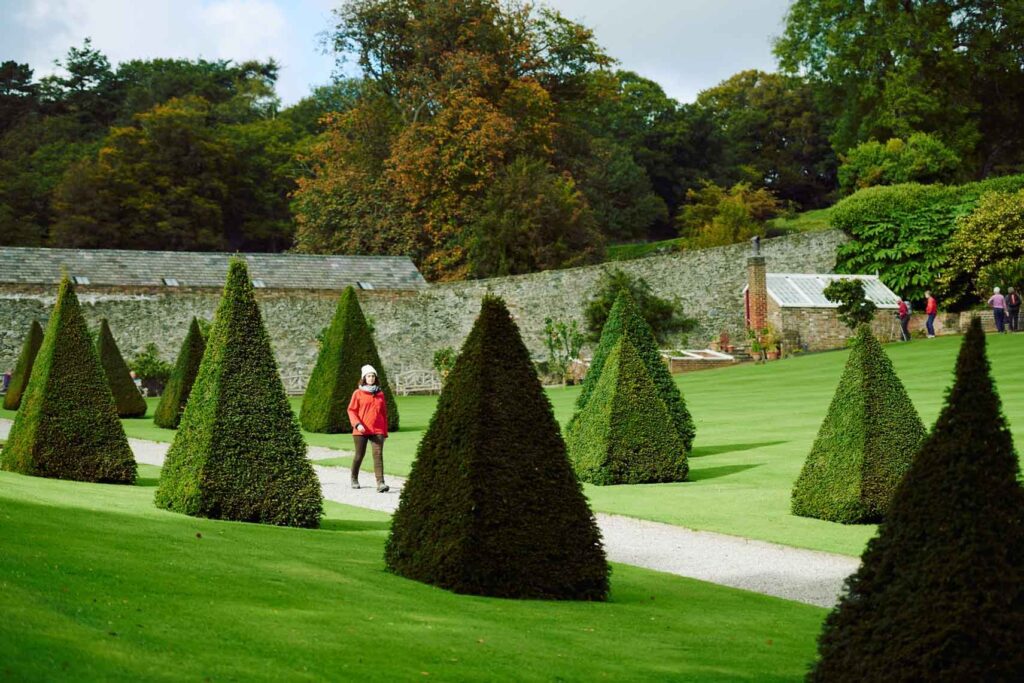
320, 519, 392, 533
688, 463, 762, 482
689, 441, 787, 458
135, 477, 160, 487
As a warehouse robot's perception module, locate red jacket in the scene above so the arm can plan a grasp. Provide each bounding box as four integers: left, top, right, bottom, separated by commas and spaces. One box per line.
347, 388, 389, 436
926, 296, 938, 315
898, 300, 909, 318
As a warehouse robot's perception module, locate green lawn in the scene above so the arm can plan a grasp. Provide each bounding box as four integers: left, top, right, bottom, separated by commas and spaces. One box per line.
0, 468, 825, 681
765, 207, 833, 235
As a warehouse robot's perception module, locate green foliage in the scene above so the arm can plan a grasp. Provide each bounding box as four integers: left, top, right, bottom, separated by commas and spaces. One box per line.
832, 174, 1024, 303
156, 259, 321, 527
300, 286, 398, 433
584, 268, 694, 344
543, 317, 585, 385
566, 338, 688, 485
822, 279, 877, 330
976, 258, 1024, 302
943, 188, 1024, 307
385, 295, 609, 600
577, 291, 695, 451
838, 133, 961, 193
3, 320, 43, 410
792, 327, 925, 524
129, 343, 172, 385
153, 318, 206, 429
96, 319, 147, 418
431, 347, 458, 382
810, 319, 1024, 680
677, 180, 783, 248
0, 276, 135, 483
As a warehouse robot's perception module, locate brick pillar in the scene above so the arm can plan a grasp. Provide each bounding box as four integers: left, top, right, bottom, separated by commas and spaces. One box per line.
747, 255, 767, 332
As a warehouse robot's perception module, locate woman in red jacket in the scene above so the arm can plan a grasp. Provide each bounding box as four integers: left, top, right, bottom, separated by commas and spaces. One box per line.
347, 364, 390, 492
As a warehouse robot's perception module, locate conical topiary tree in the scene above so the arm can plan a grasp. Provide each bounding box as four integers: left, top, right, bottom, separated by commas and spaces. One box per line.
155, 259, 322, 528
96, 319, 147, 418
809, 318, 1024, 681
1, 276, 135, 483
791, 325, 926, 524
385, 295, 609, 600
153, 318, 206, 429
574, 290, 695, 451
566, 337, 688, 485
300, 286, 399, 433
3, 320, 44, 410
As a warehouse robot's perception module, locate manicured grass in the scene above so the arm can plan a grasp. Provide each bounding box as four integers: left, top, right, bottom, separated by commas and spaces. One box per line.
0, 470, 825, 681
765, 207, 834, 235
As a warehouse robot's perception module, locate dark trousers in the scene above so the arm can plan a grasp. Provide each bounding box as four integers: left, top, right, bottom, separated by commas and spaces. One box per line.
352, 434, 385, 484
926, 313, 936, 336
994, 308, 1006, 333
899, 315, 911, 341
1009, 307, 1020, 332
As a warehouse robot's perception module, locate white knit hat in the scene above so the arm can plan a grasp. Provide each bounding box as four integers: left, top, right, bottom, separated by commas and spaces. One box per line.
361, 365, 378, 380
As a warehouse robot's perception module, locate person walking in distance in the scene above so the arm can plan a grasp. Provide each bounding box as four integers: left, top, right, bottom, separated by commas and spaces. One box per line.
897, 298, 911, 341
988, 287, 1008, 333
1007, 287, 1021, 332
924, 290, 938, 338
347, 364, 390, 492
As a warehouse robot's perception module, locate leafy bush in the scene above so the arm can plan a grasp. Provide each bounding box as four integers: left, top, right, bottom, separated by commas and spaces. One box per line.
584, 268, 695, 344
976, 257, 1024, 301
385, 295, 609, 600
792, 326, 925, 524
577, 290, 695, 451
154, 318, 206, 429
809, 319, 1024, 680
942, 189, 1024, 307
838, 132, 961, 193
832, 174, 1024, 303
300, 286, 398, 433
130, 343, 173, 385
432, 347, 458, 383
155, 259, 322, 528
1, 276, 135, 484
566, 337, 688, 485
822, 279, 877, 330
677, 180, 783, 248
543, 317, 585, 385
96, 319, 147, 418
3, 320, 44, 410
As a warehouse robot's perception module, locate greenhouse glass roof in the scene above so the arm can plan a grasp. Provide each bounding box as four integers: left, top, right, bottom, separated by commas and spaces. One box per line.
762, 274, 901, 309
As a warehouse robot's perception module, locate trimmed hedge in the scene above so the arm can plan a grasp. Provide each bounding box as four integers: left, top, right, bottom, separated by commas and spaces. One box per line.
0, 276, 135, 483
792, 326, 925, 524
96, 319, 147, 418
3, 320, 44, 410
385, 295, 609, 600
300, 286, 399, 433
155, 259, 322, 528
574, 290, 695, 451
810, 318, 1024, 680
153, 317, 206, 429
566, 337, 688, 485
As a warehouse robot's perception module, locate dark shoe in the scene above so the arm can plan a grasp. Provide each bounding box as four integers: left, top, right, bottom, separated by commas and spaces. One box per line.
351, 479, 360, 489
377, 482, 390, 493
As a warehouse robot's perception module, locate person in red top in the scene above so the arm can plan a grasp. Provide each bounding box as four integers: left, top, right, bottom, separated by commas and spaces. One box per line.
347, 364, 390, 492
924, 290, 938, 338
897, 298, 911, 342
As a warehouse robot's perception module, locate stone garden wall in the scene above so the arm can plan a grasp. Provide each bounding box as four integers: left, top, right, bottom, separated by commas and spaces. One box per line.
0, 230, 848, 390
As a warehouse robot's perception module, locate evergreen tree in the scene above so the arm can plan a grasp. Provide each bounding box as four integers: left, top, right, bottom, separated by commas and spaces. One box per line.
153, 317, 206, 428
155, 259, 322, 527
1, 276, 135, 483
567, 337, 688, 484
575, 290, 695, 450
96, 318, 147, 417
792, 326, 925, 524
300, 286, 398, 433
3, 319, 43, 410
385, 295, 609, 600
810, 318, 1024, 680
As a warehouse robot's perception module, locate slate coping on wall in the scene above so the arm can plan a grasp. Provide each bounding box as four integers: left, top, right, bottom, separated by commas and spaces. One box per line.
0, 247, 426, 291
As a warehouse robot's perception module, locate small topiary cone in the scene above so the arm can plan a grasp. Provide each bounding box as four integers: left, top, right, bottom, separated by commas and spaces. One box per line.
96, 319, 147, 418
153, 318, 206, 429
3, 319, 44, 410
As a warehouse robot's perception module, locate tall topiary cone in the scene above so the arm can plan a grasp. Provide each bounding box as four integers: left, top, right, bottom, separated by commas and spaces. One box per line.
96, 318, 147, 418
809, 318, 1024, 681
3, 320, 44, 410
155, 259, 322, 527
1, 276, 135, 483
154, 318, 206, 429
385, 295, 609, 600
792, 325, 925, 524
566, 337, 688, 485
300, 286, 399, 433
574, 290, 695, 451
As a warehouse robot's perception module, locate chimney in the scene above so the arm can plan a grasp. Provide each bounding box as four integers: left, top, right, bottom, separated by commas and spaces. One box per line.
746, 252, 767, 332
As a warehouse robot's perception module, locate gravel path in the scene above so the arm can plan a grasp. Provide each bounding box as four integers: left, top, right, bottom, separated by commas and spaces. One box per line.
0, 418, 858, 607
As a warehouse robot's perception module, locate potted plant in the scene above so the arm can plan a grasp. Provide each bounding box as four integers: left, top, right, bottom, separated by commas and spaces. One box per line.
761, 324, 781, 360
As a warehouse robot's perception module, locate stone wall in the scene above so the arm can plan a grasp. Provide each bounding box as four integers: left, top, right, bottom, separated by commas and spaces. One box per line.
0, 230, 848, 390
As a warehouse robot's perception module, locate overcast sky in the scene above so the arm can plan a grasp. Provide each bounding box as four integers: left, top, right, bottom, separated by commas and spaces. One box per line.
0, 0, 793, 106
